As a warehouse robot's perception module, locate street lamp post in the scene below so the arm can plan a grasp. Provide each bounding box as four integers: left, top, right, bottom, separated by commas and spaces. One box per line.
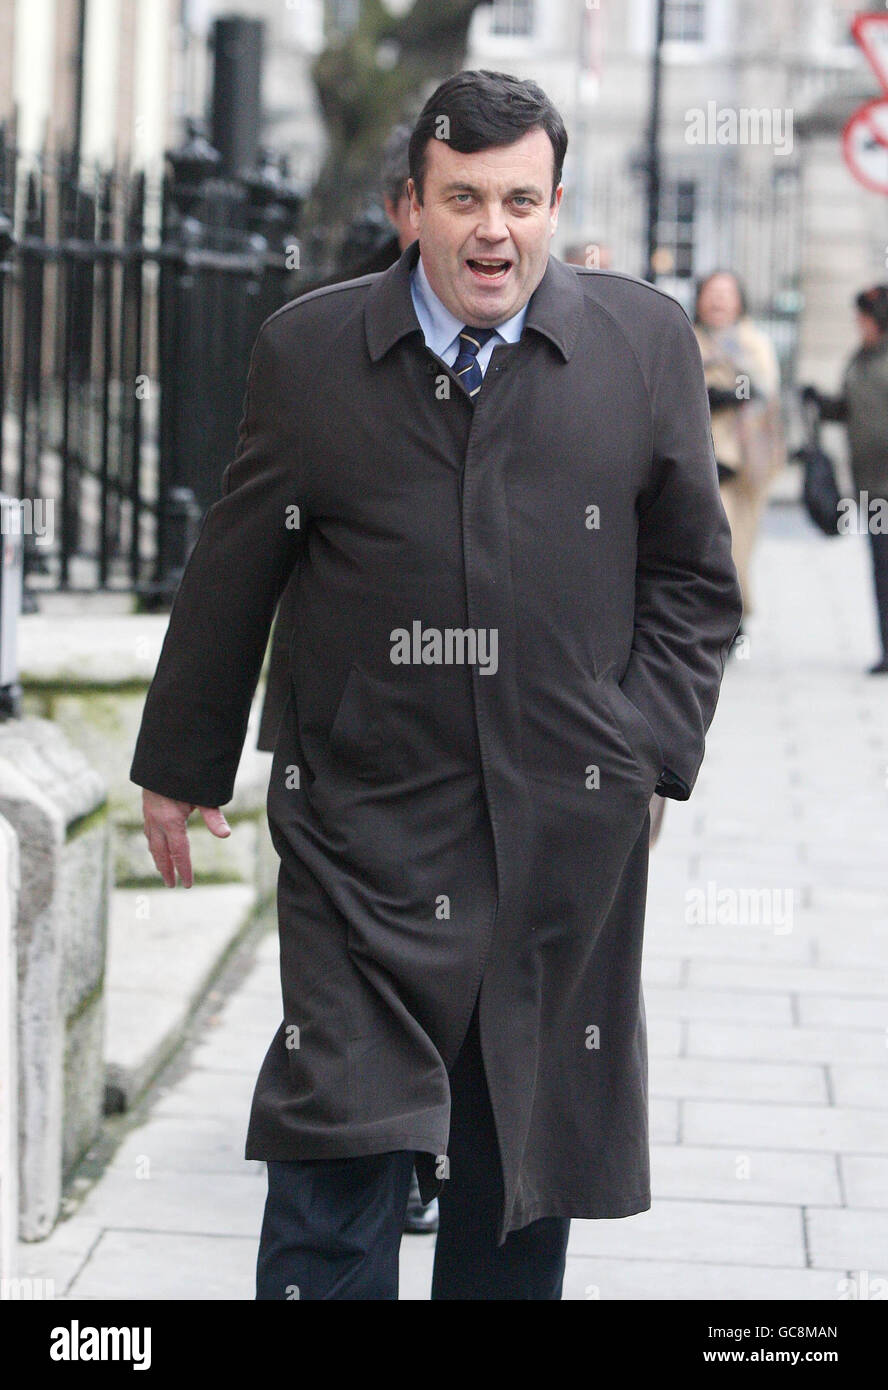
644, 0, 667, 283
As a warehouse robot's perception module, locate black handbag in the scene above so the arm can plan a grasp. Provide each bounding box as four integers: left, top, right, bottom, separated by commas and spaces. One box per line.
794, 402, 842, 536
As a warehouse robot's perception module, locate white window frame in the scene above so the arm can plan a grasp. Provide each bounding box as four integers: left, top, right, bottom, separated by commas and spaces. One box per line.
631, 0, 734, 62
663, 0, 706, 46
489, 0, 536, 39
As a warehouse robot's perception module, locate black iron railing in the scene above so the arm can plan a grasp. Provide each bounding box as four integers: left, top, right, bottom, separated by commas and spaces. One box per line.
0, 122, 307, 604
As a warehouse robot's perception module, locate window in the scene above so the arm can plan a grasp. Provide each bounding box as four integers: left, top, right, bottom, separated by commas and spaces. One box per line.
664, 0, 706, 44
658, 179, 697, 278
326, 0, 360, 37
491, 0, 535, 38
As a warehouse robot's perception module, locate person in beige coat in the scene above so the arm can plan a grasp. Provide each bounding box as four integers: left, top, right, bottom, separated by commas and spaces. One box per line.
694, 270, 786, 636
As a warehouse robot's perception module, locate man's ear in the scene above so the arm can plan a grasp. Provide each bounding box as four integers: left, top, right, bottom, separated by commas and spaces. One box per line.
407, 177, 422, 231
549, 183, 564, 235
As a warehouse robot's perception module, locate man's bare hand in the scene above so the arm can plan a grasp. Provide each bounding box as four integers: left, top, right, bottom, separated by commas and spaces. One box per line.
142, 789, 231, 888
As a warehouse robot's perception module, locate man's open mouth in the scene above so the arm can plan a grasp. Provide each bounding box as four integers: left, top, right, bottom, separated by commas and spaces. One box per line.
466, 258, 512, 280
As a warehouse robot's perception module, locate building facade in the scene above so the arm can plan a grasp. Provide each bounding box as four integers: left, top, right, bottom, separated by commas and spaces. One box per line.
468, 0, 888, 385
0, 0, 178, 172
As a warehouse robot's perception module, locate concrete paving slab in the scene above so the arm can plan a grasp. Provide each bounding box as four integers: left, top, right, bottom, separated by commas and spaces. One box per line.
560, 1258, 847, 1301
643, 986, 794, 1024
106, 1115, 262, 1178
651, 1144, 841, 1206
644, 928, 814, 964
806, 1209, 888, 1270
105, 885, 257, 1108
567, 1201, 805, 1266
150, 1068, 259, 1120
798, 996, 888, 1029
65, 1229, 258, 1300
683, 1101, 888, 1154
651, 1098, 679, 1144
650, 1057, 828, 1104
71, 1170, 266, 1238
15, 1218, 104, 1298
398, 1236, 435, 1300
839, 1155, 888, 1209
829, 1066, 888, 1109
187, 1026, 275, 1075
686, 1021, 885, 1065
687, 961, 888, 998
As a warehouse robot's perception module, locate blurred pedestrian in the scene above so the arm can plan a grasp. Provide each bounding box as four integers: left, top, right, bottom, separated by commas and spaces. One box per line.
377, 124, 418, 265
694, 270, 786, 640
337, 124, 418, 279
802, 284, 888, 675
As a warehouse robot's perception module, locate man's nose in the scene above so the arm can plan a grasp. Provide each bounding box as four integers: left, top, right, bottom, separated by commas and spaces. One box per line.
474, 204, 510, 242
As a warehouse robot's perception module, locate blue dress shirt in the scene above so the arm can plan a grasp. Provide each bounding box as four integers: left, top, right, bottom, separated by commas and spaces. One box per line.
409, 252, 528, 378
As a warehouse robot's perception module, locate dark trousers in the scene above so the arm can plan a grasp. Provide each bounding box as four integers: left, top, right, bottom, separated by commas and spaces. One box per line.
869, 529, 888, 658
255, 1002, 570, 1300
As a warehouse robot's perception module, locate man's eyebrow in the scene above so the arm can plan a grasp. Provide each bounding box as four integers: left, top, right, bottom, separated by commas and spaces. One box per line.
439, 181, 545, 199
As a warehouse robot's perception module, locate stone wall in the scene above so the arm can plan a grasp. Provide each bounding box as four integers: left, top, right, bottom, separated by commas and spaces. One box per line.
0, 813, 19, 1280
0, 719, 110, 1240
19, 606, 278, 900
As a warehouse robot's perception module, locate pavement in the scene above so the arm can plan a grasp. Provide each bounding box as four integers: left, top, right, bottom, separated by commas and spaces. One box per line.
16, 501, 888, 1300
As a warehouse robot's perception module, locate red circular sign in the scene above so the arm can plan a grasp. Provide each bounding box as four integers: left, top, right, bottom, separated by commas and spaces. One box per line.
843, 98, 888, 194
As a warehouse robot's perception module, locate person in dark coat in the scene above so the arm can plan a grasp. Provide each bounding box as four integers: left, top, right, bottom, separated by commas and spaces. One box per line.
130, 69, 742, 1300
803, 284, 888, 675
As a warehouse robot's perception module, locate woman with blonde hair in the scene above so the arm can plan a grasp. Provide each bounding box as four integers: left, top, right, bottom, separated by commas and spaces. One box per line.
694, 270, 786, 641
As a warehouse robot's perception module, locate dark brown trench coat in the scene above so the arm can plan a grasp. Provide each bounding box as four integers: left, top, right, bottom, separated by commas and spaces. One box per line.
130, 239, 742, 1241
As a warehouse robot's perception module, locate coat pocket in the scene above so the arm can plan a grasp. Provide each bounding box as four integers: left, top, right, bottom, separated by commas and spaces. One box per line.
598, 677, 664, 797
326, 662, 390, 782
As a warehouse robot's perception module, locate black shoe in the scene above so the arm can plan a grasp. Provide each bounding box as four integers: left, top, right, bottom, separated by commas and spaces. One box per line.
867, 657, 888, 675
403, 1169, 439, 1234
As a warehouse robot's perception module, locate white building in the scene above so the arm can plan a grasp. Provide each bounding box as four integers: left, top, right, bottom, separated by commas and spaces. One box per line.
1, 0, 178, 172
468, 0, 888, 384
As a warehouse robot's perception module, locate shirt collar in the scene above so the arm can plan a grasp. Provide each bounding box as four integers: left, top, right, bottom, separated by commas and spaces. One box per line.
364, 239, 583, 364
410, 250, 528, 356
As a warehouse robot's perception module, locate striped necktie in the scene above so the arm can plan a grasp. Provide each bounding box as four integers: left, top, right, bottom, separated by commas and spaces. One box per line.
453, 325, 496, 398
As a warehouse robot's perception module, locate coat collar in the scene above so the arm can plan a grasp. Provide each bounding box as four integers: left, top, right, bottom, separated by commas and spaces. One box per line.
364, 238, 583, 364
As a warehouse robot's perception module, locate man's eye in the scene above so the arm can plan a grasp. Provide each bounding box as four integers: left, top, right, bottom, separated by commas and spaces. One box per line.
454, 194, 473, 204
513, 196, 531, 207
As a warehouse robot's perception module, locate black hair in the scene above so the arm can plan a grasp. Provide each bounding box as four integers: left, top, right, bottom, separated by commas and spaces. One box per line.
379, 124, 412, 205
855, 284, 888, 333
408, 69, 568, 207
693, 269, 749, 324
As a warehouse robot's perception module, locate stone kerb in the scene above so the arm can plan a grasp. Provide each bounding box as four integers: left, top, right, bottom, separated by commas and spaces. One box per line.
0, 719, 109, 1241
0, 813, 19, 1279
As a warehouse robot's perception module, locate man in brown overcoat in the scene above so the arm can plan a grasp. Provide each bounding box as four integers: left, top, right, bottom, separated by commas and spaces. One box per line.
131, 70, 742, 1300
